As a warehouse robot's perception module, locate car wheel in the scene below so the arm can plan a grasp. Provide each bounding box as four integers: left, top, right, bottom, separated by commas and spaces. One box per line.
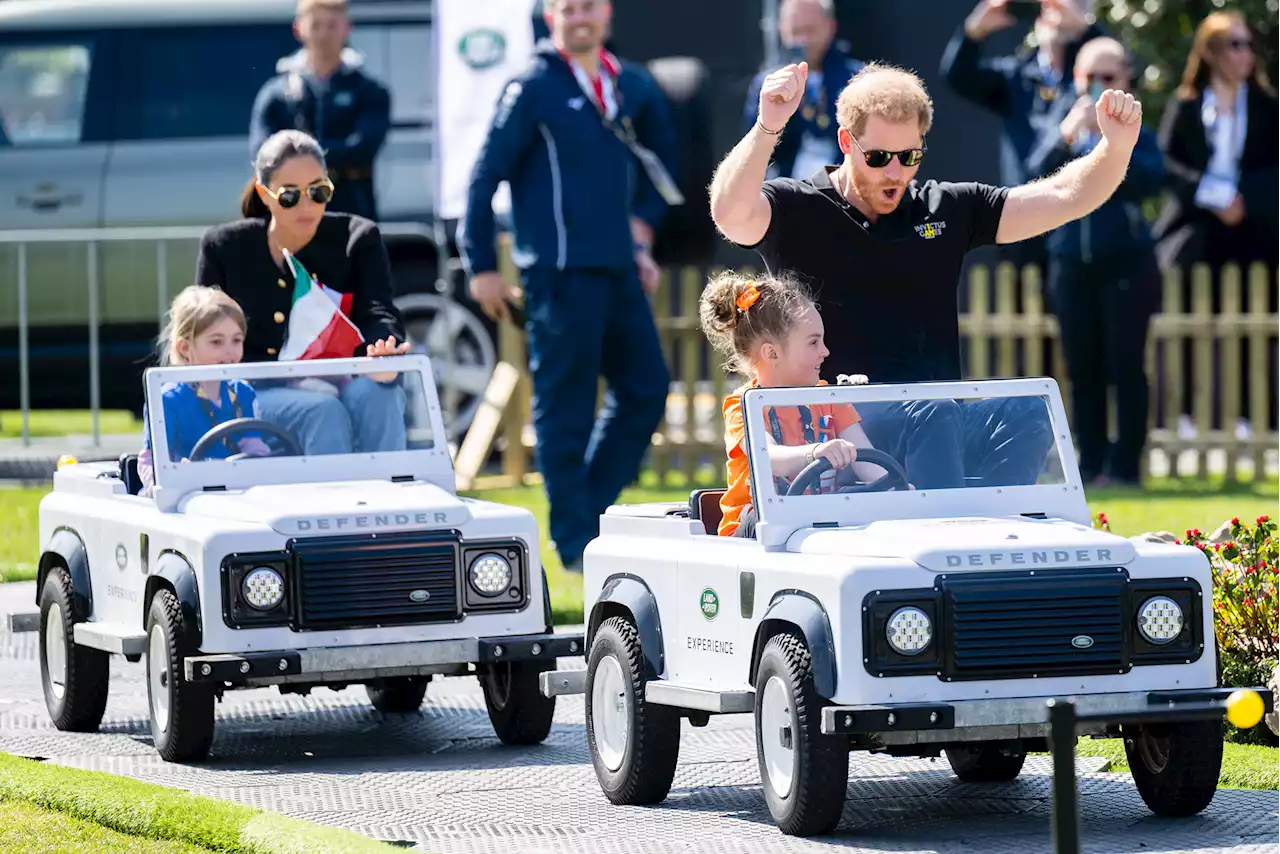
754, 630, 848, 836
944, 742, 1027, 782
586, 616, 680, 804
39, 567, 109, 732
145, 589, 214, 762
478, 658, 556, 745
365, 677, 428, 713
1123, 719, 1224, 816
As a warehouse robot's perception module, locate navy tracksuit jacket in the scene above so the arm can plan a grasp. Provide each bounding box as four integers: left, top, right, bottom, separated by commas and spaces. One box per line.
460, 39, 679, 565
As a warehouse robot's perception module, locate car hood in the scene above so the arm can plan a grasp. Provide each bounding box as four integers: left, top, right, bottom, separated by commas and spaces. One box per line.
790, 516, 1137, 571
182, 479, 471, 538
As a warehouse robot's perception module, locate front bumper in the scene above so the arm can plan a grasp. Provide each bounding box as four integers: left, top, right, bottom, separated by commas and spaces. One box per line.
819, 686, 1274, 739
183, 631, 584, 686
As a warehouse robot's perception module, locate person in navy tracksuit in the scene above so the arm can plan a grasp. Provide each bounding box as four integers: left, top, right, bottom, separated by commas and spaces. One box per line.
460, 0, 679, 573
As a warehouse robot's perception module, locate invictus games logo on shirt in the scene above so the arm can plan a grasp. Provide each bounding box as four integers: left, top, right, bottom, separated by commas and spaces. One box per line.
700, 588, 720, 621
458, 28, 506, 70
915, 221, 947, 239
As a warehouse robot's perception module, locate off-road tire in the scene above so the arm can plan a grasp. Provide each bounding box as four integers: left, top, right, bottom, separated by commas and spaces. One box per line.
1123, 719, 1224, 817
39, 567, 109, 732
754, 631, 848, 836
479, 659, 556, 745
366, 677, 428, 713
585, 616, 681, 805
944, 743, 1027, 782
146, 589, 215, 762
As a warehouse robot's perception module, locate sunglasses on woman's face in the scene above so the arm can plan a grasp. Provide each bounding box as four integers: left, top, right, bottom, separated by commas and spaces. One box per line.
260, 179, 335, 209
1226, 37, 1253, 51
849, 134, 926, 168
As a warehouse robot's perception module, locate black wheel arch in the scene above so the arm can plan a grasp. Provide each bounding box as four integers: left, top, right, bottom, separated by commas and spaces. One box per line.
750, 591, 838, 699
588, 574, 665, 680
144, 550, 202, 648
38, 528, 91, 616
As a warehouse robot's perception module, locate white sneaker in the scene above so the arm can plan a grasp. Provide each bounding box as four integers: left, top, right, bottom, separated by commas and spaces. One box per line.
1236, 418, 1254, 441
1177, 414, 1197, 440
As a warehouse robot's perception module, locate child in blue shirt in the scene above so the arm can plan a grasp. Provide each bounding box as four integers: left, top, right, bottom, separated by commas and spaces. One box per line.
139, 286, 269, 489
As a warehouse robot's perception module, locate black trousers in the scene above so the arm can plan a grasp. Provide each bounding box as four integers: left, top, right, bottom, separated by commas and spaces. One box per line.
1047, 251, 1160, 482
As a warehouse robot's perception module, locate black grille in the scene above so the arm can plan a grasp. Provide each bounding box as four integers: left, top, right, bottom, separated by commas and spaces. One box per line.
941, 568, 1127, 680
290, 531, 460, 630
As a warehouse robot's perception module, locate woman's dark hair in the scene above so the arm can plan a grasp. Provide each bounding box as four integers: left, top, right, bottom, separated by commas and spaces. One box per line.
240, 130, 328, 219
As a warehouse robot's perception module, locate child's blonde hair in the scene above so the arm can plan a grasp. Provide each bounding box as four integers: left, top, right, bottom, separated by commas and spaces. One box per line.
698, 270, 816, 376
158, 285, 246, 366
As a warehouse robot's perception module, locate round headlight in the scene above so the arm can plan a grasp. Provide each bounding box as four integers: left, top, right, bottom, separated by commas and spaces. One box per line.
886, 606, 932, 656
1137, 596, 1184, 644
469, 553, 512, 596
242, 567, 284, 611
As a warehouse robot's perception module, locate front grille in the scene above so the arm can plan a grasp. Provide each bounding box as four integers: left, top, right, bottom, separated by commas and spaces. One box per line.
290, 531, 460, 630
941, 568, 1127, 680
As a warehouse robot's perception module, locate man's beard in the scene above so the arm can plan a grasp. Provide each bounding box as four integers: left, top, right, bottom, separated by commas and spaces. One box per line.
851, 169, 907, 214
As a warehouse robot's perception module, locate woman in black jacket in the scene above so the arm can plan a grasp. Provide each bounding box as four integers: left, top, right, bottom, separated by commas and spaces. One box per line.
1153, 10, 1278, 439
195, 130, 409, 455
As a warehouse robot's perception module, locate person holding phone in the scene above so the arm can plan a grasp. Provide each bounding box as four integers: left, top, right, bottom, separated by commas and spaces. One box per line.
1024, 37, 1165, 485
742, 0, 865, 180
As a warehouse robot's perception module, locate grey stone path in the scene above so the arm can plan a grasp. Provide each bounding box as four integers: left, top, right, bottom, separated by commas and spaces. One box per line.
2, 581, 1276, 854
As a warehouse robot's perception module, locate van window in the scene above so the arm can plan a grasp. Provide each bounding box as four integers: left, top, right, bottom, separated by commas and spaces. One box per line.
0, 42, 92, 146
114, 25, 298, 141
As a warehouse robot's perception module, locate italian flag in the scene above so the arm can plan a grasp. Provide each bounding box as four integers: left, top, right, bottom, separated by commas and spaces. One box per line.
277, 250, 365, 361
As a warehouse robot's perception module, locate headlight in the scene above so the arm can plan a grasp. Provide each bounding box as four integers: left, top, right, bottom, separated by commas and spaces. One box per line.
1137, 595, 1184, 644
886, 606, 932, 655
469, 553, 511, 596
242, 567, 284, 611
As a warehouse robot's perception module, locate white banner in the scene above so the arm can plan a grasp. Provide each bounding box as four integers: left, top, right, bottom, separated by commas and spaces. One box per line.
435, 0, 538, 221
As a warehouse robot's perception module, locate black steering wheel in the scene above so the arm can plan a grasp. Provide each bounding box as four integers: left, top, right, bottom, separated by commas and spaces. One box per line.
188, 418, 303, 462
785, 448, 910, 496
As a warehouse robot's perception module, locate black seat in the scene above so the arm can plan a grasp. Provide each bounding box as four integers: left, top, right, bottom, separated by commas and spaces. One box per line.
119, 453, 143, 496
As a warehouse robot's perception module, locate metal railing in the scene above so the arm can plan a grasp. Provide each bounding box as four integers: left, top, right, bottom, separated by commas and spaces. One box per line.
1, 222, 436, 448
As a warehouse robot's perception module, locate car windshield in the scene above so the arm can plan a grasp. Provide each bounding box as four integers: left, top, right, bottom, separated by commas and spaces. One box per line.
741, 380, 1078, 532
143, 356, 442, 483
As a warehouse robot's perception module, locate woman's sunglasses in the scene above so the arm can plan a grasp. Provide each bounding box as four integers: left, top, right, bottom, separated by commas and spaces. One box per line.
849, 134, 926, 168
259, 178, 335, 209
1225, 37, 1253, 52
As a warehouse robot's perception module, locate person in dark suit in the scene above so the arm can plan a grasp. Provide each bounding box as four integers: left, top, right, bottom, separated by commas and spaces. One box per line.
1153, 9, 1278, 439
195, 130, 410, 456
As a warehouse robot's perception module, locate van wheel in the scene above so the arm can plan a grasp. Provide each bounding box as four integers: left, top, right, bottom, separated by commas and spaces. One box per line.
479, 659, 555, 745
586, 616, 680, 804
755, 631, 848, 836
945, 743, 1027, 782
39, 568, 109, 732
1123, 720, 1223, 816
146, 589, 214, 762
366, 677, 428, 713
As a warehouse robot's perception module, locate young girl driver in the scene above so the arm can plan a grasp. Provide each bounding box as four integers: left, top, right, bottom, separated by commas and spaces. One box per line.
699, 272, 893, 538
137, 286, 269, 490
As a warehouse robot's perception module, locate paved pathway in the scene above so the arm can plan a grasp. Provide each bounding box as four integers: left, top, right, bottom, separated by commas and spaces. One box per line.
2, 581, 1276, 854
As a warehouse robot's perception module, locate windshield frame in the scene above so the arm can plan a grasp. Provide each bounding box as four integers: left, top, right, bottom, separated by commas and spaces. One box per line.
143, 355, 452, 511
740, 377, 1088, 549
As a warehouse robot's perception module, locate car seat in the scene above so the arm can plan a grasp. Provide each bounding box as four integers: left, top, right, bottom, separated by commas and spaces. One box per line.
687, 488, 727, 536
119, 453, 143, 496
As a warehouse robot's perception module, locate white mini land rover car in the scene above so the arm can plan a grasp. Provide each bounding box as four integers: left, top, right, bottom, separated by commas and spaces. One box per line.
544, 377, 1273, 837
31, 355, 581, 762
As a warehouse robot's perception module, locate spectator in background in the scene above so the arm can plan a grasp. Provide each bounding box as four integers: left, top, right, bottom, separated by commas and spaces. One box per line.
460, 0, 680, 573
1026, 37, 1165, 485
250, 0, 391, 222
1153, 9, 1278, 442
743, 0, 865, 180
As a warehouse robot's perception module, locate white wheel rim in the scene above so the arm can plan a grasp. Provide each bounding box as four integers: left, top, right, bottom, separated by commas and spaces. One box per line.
44, 603, 66, 701
148, 625, 171, 734
591, 655, 630, 772
761, 675, 796, 799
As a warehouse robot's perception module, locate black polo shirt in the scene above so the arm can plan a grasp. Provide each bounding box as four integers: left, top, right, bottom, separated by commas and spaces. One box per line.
740, 166, 1009, 384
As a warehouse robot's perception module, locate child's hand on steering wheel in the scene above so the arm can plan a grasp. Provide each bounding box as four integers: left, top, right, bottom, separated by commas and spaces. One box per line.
367, 335, 411, 382
812, 438, 858, 469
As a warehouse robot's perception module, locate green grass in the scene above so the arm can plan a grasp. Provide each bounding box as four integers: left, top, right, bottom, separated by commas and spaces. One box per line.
0, 801, 217, 854
0, 753, 405, 853
0, 410, 140, 440
1048, 738, 1279, 791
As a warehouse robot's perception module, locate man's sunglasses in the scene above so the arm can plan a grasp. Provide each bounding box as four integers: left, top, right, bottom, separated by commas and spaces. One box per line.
1086, 72, 1119, 86
849, 134, 926, 168
259, 179, 335, 208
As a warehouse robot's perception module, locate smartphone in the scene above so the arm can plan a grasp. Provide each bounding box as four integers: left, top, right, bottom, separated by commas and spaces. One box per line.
780, 43, 807, 66
1005, 0, 1042, 24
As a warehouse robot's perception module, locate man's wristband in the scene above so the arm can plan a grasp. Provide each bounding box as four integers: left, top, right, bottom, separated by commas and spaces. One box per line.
756, 118, 783, 136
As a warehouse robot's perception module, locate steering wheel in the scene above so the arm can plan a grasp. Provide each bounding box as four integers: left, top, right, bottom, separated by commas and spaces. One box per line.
785, 448, 910, 496
188, 418, 303, 462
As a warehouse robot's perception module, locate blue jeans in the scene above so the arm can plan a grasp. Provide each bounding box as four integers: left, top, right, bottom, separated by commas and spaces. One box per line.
857, 397, 1055, 489
523, 267, 670, 566
255, 377, 407, 455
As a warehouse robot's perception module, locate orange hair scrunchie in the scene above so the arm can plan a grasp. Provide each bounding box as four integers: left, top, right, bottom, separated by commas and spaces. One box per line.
736, 282, 761, 313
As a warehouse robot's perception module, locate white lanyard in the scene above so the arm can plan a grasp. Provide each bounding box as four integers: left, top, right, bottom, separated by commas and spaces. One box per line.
567, 55, 618, 121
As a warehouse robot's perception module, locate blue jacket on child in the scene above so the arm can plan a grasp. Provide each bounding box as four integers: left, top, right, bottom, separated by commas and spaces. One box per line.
143, 380, 261, 463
